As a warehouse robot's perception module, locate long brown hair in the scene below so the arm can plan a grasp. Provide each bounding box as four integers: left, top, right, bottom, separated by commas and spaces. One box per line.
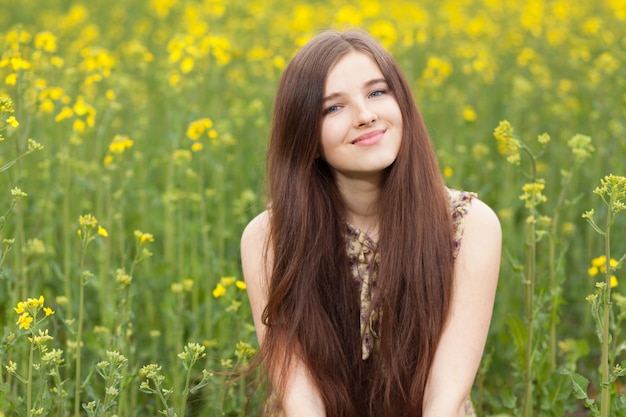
261, 30, 455, 417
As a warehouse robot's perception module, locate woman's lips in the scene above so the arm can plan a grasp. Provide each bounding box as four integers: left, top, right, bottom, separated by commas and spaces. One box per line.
351, 129, 385, 146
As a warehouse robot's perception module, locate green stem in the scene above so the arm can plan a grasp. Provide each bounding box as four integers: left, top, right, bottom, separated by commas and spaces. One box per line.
101, 365, 113, 414
548, 171, 575, 371
179, 364, 193, 417
522, 216, 536, 417
62, 150, 73, 319
27, 340, 34, 417
154, 380, 174, 417
53, 363, 64, 417
521, 145, 537, 181
522, 153, 539, 417
172, 289, 184, 409
74, 251, 87, 416
13, 153, 27, 301
600, 210, 612, 417
100, 176, 113, 330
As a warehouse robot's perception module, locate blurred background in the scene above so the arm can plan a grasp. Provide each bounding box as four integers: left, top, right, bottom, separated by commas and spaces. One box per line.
1, 0, 625, 415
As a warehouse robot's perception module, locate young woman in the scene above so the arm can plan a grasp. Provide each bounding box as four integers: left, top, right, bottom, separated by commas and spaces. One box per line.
241, 30, 501, 417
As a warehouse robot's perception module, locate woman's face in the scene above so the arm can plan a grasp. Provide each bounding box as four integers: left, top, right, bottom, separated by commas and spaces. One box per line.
319, 51, 403, 183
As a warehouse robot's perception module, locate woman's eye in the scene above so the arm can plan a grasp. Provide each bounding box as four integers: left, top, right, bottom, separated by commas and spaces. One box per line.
369, 89, 386, 98
323, 104, 341, 115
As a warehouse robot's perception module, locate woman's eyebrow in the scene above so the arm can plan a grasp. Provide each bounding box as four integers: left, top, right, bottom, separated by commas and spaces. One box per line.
322, 78, 388, 103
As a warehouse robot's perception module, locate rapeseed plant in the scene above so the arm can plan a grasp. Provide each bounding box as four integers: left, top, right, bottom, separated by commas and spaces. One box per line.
6, 296, 56, 417
139, 343, 213, 417
577, 174, 626, 416
494, 120, 600, 416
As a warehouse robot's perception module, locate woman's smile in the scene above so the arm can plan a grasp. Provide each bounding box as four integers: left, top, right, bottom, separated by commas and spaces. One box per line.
350, 129, 386, 146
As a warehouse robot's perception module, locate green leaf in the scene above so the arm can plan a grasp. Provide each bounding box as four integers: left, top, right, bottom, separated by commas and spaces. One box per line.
559, 369, 590, 401
500, 385, 517, 410
507, 315, 527, 364
0, 382, 10, 411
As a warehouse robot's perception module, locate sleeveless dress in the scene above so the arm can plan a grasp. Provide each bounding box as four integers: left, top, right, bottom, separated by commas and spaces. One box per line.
265, 188, 477, 416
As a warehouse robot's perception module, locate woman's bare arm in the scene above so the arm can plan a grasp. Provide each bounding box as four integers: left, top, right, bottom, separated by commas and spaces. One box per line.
241, 211, 327, 417
422, 198, 502, 416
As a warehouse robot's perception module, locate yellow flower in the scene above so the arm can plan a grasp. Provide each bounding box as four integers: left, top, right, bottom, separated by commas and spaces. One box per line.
17, 313, 33, 330
51, 56, 64, 68
54, 106, 74, 122
73, 96, 89, 115
134, 230, 154, 243
422, 56, 453, 86
235, 280, 247, 290
493, 120, 521, 165
191, 142, 203, 152
109, 135, 134, 153
40, 99, 55, 113
97, 225, 108, 237
186, 118, 213, 140
56, 296, 68, 306
10, 57, 31, 71
180, 56, 194, 74
27, 296, 44, 308
0, 95, 15, 112
34, 31, 58, 53
73, 119, 86, 132
537, 133, 550, 146
4, 73, 17, 85
79, 214, 98, 229
29, 329, 54, 345
5, 360, 18, 374
273, 56, 286, 70
462, 105, 477, 122
14, 301, 26, 314
173, 149, 192, 164
116, 269, 132, 286
589, 256, 620, 287
169, 72, 181, 87
369, 20, 398, 49
220, 276, 236, 287
591, 255, 606, 268
212, 283, 226, 298
6, 115, 19, 127
520, 181, 547, 209
44, 307, 55, 316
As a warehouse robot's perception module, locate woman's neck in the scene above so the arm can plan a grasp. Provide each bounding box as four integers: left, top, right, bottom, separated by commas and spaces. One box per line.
335, 174, 381, 241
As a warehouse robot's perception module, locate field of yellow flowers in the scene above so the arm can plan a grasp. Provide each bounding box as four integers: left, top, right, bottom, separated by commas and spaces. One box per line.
1, 0, 625, 415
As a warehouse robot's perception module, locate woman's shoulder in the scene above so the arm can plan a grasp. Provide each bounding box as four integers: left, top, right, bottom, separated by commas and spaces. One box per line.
457, 193, 502, 251
445, 187, 500, 258
241, 210, 271, 254
241, 210, 273, 308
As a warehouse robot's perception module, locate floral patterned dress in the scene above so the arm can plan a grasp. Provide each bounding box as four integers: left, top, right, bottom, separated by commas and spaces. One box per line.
265, 188, 477, 416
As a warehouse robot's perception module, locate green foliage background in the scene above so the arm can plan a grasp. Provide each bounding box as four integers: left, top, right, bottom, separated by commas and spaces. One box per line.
1, 0, 625, 415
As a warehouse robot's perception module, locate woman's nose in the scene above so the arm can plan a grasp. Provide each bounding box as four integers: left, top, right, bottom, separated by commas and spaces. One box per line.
353, 102, 378, 127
